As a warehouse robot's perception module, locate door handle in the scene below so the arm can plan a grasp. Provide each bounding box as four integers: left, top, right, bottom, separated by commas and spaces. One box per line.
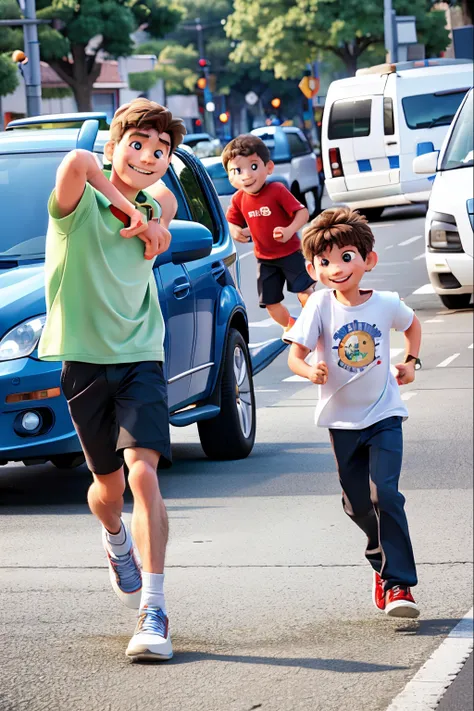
173, 281, 191, 299
385, 141, 397, 146
211, 262, 226, 280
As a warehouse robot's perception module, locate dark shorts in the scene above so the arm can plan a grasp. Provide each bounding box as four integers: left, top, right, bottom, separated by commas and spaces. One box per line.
61, 361, 172, 475
257, 250, 315, 308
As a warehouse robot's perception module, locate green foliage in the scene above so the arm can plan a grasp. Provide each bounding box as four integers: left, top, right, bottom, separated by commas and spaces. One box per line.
154, 44, 199, 94
42, 85, 73, 98
128, 70, 159, 92
0, 53, 19, 97
0, 0, 23, 54
226, 0, 451, 77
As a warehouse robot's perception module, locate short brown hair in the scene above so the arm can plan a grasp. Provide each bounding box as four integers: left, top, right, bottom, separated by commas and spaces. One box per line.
110, 98, 186, 153
302, 207, 375, 262
222, 134, 271, 172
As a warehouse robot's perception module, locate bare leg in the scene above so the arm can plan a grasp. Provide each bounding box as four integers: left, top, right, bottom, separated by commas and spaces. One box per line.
87, 467, 126, 534
266, 302, 292, 328
124, 447, 168, 573
298, 285, 316, 308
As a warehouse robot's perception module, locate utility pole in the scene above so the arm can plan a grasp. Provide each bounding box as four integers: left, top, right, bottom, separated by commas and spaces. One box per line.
384, 0, 398, 63
194, 17, 215, 135
23, 0, 42, 115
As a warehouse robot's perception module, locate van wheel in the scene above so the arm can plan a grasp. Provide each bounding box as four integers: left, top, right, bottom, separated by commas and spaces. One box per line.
361, 207, 384, 222
439, 293, 472, 310
198, 328, 256, 460
50, 453, 85, 469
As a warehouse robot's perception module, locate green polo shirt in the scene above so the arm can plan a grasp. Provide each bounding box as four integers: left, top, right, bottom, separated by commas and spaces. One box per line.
38, 179, 165, 364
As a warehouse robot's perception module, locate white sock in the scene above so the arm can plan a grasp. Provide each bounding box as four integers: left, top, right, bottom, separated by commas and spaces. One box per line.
104, 520, 131, 558
140, 572, 166, 614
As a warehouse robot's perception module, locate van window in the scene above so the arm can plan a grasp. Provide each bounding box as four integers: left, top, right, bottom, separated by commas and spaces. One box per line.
383, 97, 395, 135
328, 99, 371, 140
402, 90, 467, 130
287, 132, 312, 157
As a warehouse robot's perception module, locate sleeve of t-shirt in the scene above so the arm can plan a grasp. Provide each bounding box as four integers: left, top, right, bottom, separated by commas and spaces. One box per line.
48, 182, 96, 236
226, 192, 246, 227
274, 183, 306, 217
391, 293, 415, 331
283, 292, 322, 350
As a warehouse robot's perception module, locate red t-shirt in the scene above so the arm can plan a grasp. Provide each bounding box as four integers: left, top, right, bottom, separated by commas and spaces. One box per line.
226, 182, 305, 260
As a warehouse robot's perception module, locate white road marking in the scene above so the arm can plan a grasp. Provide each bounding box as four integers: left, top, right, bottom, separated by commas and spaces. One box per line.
238, 250, 254, 260
385, 245, 394, 250
437, 353, 460, 368
249, 338, 281, 349
413, 283, 436, 295
398, 234, 423, 247
401, 392, 417, 401
469, 343, 473, 349
249, 317, 276, 328
425, 318, 444, 323
373, 223, 395, 229
385, 607, 473, 711
414, 253, 426, 260
256, 389, 279, 393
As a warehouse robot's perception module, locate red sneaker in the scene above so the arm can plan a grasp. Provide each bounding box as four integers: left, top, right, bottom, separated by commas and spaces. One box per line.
385, 586, 420, 618
372, 571, 386, 611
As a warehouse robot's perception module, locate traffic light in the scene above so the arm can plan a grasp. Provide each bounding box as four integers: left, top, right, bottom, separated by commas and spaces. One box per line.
197, 77, 207, 90
271, 97, 281, 109
219, 112, 229, 123
198, 58, 209, 68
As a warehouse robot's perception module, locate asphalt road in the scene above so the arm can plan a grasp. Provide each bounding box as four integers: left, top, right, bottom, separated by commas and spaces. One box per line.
0, 206, 473, 711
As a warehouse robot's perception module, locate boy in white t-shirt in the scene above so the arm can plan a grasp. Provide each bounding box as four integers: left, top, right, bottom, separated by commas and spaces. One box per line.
286, 207, 422, 618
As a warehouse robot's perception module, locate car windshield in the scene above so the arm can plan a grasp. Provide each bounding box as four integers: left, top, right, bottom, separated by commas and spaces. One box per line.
440, 90, 474, 171
0, 152, 67, 259
402, 89, 467, 130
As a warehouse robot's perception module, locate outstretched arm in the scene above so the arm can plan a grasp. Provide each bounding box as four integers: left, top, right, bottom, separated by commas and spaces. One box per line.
55, 149, 146, 236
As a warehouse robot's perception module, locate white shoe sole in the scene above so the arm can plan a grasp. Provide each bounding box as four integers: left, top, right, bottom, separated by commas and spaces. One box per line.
385, 600, 420, 618
126, 642, 173, 661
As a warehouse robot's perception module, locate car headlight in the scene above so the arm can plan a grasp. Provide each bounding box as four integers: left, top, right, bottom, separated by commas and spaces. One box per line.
428, 212, 463, 252
0, 316, 46, 362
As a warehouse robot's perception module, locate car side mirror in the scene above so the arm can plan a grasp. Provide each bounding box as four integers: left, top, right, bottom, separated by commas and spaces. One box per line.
412, 151, 439, 175
154, 219, 213, 267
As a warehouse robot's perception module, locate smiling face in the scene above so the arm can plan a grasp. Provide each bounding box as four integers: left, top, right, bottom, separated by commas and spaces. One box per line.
307, 243, 378, 293
105, 127, 172, 195
227, 153, 274, 194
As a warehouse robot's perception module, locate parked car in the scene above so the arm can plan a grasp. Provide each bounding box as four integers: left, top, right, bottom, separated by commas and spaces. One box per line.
413, 88, 473, 310
182, 132, 222, 158
250, 126, 322, 217
0, 113, 256, 467
201, 156, 291, 214
322, 58, 472, 221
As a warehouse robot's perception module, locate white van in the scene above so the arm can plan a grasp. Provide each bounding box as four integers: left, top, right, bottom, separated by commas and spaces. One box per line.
322, 58, 473, 220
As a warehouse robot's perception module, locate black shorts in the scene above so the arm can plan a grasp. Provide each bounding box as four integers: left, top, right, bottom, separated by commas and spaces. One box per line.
61, 361, 172, 475
257, 251, 315, 308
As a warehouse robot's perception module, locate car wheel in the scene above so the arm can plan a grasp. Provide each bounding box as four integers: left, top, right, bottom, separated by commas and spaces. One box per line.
360, 207, 384, 222
198, 328, 256, 460
50, 453, 85, 469
439, 293, 472, 310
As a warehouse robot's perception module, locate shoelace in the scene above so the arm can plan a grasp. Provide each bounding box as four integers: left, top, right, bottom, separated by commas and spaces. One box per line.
390, 585, 409, 596
110, 550, 142, 593
137, 608, 168, 638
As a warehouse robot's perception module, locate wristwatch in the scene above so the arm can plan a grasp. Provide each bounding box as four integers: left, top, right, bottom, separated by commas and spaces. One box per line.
404, 354, 422, 370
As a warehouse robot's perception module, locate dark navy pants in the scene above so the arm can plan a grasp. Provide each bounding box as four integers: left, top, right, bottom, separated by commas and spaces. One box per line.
330, 416, 417, 590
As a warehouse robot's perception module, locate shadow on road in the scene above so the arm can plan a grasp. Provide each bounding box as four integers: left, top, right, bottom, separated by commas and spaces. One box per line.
394, 617, 463, 637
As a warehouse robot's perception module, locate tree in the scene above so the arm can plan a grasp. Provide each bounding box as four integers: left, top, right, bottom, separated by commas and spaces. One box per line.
226, 0, 451, 78
132, 41, 199, 95
0, 0, 22, 98
26, 0, 185, 111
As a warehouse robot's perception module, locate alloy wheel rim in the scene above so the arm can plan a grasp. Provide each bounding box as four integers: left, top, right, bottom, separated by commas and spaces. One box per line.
233, 346, 253, 438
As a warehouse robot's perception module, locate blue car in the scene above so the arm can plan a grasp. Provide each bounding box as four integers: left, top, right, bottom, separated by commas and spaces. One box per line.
0, 113, 256, 467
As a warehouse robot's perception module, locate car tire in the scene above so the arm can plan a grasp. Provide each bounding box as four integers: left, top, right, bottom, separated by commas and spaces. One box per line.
50, 453, 86, 469
439, 293, 472, 310
198, 328, 256, 460
360, 207, 384, 222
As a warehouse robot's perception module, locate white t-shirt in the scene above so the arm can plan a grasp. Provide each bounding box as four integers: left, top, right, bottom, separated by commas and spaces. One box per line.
285, 289, 414, 429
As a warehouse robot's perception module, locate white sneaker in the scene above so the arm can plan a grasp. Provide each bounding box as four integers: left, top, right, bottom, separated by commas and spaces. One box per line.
102, 527, 142, 609
126, 606, 173, 661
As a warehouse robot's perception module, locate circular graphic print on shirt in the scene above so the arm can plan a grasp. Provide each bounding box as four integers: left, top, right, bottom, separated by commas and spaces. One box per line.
337, 330, 376, 369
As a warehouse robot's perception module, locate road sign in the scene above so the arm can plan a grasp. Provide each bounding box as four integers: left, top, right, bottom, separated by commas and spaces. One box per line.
245, 91, 259, 106
298, 76, 320, 100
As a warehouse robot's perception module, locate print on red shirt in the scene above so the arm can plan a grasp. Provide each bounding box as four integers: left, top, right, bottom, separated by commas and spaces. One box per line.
226, 182, 305, 261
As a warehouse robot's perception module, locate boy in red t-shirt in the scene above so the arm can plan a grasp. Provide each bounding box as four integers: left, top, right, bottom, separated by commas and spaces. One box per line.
223, 134, 316, 331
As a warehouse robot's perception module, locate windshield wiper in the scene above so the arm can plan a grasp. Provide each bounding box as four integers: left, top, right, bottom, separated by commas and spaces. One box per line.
427, 114, 454, 129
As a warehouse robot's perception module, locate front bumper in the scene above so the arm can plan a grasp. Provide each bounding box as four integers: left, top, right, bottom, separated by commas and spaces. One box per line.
0, 356, 80, 464
426, 251, 474, 295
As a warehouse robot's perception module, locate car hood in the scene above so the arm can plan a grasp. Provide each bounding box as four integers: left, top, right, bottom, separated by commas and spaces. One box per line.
0, 263, 46, 340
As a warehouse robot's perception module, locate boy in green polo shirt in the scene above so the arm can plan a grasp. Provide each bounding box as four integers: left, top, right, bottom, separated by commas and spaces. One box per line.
39, 99, 186, 661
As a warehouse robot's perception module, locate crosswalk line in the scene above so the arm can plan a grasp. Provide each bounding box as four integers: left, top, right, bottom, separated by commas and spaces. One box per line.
437, 353, 460, 367
413, 283, 435, 295
398, 234, 423, 247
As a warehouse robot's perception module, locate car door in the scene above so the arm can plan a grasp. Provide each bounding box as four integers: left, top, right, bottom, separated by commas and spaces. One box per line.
286, 130, 319, 192
170, 150, 227, 401
155, 168, 196, 409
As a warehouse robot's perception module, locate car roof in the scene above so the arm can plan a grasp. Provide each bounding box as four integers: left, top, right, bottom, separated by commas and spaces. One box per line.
0, 128, 109, 154
200, 156, 223, 166
183, 132, 213, 142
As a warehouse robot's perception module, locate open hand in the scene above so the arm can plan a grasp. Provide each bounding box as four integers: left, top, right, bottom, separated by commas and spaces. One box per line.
309, 361, 328, 385
273, 226, 291, 243
120, 208, 148, 239
394, 361, 416, 385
